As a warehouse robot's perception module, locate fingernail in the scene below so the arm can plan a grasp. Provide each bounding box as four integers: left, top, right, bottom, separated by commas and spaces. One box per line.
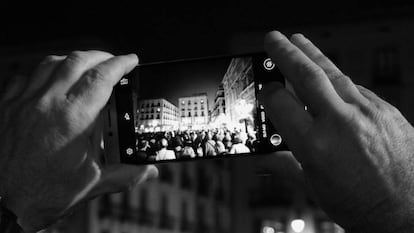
126, 53, 139, 65
259, 81, 284, 103
144, 166, 158, 182
264, 31, 287, 44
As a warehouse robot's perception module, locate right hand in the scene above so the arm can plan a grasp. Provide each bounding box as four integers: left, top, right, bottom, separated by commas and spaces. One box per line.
261, 31, 414, 233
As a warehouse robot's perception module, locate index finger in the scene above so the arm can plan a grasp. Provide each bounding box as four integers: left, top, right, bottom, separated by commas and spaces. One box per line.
67, 54, 138, 120
264, 31, 345, 116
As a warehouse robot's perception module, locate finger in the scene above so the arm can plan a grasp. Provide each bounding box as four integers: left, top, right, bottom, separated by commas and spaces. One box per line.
260, 82, 312, 163
89, 164, 157, 196
0, 75, 27, 102
48, 51, 114, 95
264, 31, 345, 116
24, 55, 66, 99
66, 54, 138, 119
290, 34, 367, 105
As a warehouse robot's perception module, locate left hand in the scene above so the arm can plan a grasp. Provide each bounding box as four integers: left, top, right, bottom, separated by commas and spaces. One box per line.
0, 51, 158, 232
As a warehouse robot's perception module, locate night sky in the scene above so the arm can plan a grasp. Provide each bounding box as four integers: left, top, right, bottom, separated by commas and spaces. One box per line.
132, 57, 233, 109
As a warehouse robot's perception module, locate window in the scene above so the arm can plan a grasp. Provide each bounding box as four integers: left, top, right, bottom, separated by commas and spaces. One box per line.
157, 108, 161, 112
188, 100, 191, 105
180, 165, 192, 190
200, 100, 204, 104
201, 112, 204, 117
138, 189, 153, 226
197, 167, 208, 196
194, 112, 198, 117
180, 201, 191, 232
159, 165, 174, 183
182, 101, 185, 105
120, 191, 132, 222
151, 103, 155, 107
196, 203, 208, 233
157, 102, 161, 106
194, 107, 198, 110
159, 194, 175, 230
156, 114, 160, 119
188, 112, 191, 117
98, 194, 112, 219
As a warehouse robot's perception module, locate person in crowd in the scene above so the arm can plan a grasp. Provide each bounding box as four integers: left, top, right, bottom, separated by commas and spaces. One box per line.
155, 138, 176, 161
245, 133, 257, 152
214, 133, 226, 154
203, 131, 217, 156
229, 133, 251, 154
223, 131, 233, 151
136, 139, 149, 162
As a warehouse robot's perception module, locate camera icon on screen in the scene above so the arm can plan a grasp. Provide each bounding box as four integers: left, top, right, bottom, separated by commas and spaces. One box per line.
263, 58, 275, 71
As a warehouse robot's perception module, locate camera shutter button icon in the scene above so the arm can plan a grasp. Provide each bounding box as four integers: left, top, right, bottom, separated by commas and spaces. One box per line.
126, 148, 134, 156
270, 134, 282, 146
263, 58, 275, 71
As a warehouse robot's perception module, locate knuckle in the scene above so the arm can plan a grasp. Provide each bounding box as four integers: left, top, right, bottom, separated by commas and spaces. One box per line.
84, 67, 107, 84
65, 51, 86, 67
41, 55, 61, 64
299, 62, 325, 78
326, 71, 346, 82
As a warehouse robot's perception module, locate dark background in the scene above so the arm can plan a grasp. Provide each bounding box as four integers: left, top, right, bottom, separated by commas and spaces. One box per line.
2, 1, 414, 61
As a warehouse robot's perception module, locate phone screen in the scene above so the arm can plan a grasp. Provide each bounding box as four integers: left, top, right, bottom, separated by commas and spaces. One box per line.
112, 53, 287, 164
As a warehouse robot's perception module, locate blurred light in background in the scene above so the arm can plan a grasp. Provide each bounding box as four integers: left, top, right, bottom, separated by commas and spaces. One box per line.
291, 219, 305, 233
262, 226, 275, 233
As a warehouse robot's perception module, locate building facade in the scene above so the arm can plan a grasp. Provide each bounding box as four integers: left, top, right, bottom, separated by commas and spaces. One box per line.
178, 94, 209, 130
222, 57, 256, 132
210, 84, 227, 127
89, 160, 233, 233
136, 98, 179, 132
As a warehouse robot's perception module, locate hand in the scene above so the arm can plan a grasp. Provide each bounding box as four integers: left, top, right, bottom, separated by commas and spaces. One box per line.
0, 51, 158, 232
261, 31, 414, 233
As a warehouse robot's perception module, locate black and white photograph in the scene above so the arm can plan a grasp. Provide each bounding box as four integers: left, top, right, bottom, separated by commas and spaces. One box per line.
1, 2, 414, 233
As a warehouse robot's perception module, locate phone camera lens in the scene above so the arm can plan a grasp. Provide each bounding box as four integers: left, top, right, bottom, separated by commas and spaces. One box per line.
263, 58, 275, 71
270, 134, 282, 146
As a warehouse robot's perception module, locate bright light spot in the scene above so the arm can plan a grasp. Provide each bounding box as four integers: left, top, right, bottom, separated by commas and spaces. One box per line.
291, 219, 305, 233
262, 226, 275, 233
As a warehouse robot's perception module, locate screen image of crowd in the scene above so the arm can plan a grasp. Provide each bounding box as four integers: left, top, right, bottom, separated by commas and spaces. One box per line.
134, 128, 258, 162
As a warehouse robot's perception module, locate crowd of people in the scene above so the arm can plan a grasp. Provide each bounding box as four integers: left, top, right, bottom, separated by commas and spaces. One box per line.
135, 128, 258, 162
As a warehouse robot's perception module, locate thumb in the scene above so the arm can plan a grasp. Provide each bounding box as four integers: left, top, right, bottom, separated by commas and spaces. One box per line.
259, 81, 312, 163
89, 164, 158, 197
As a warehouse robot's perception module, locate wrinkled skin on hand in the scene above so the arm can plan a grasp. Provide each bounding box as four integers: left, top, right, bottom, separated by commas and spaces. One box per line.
262, 32, 414, 233
0, 51, 157, 232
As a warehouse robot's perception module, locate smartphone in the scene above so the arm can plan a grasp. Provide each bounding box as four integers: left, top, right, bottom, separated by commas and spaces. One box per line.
104, 52, 288, 165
